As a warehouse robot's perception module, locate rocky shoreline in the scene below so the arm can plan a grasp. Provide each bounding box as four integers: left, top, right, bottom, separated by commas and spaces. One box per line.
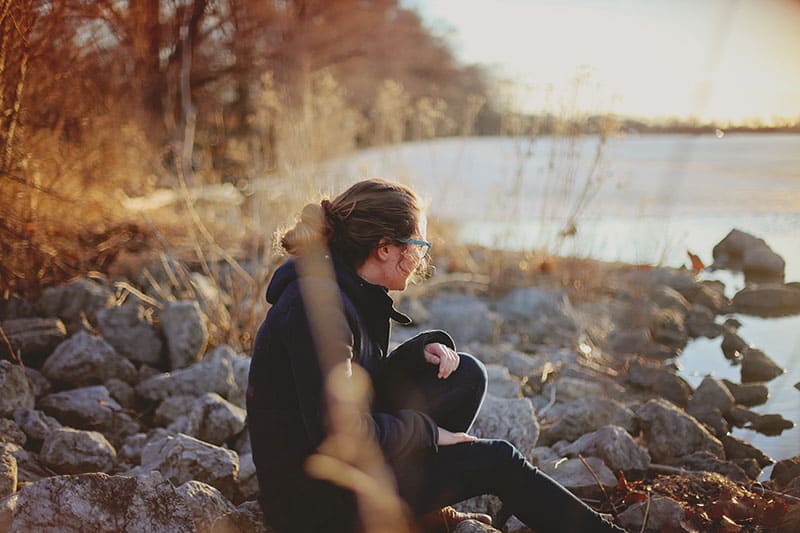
1, 229, 799, 532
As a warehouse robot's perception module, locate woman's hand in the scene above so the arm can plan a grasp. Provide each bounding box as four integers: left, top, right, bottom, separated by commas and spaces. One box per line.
424, 342, 460, 379
437, 426, 477, 446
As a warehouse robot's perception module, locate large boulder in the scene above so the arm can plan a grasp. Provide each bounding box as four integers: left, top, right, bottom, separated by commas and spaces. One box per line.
539, 456, 616, 499
539, 397, 637, 445
41, 331, 137, 388
0, 318, 66, 367
36, 278, 115, 332
0, 360, 34, 417
184, 393, 247, 446
161, 300, 209, 370
135, 432, 240, 500
721, 434, 773, 468
636, 399, 724, 463
425, 293, 500, 344
484, 365, 522, 398
40, 427, 117, 475
617, 496, 689, 533
471, 395, 539, 458
711, 229, 785, 281
210, 500, 267, 533
136, 351, 236, 402
555, 425, 651, 472
97, 301, 163, 365
39, 385, 140, 441
625, 358, 693, 407
741, 347, 784, 383
0, 471, 196, 531
721, 379, 768, 407
176, 480, 236, 532
495, 288, 579, 346
687, 376, 735, 416
154, 395, 198, 427
732, 284, 800, 316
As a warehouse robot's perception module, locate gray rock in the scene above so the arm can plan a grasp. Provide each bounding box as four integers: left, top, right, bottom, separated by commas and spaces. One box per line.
23, 367, 50, 398
670, 451, 748, 482
607, 328, 675, 359
161, 300, 209, 370
0, 450, 16, 499
36, 278, 115, 332
236, 453, 259, 503
539, 456, 616, 499
721, 379, 769, 407
501, 349, 541, 378
771, 455, 800, 488
685, 405, 729, 438
542, 376, 626, 404
649, 308, 688, 349
209, 345, 250, 408
626, 358, 692, 407
531, 446, 559, 466
39, 385, 140, 441
651, 285, 691, 314
2, 443, 50, 485
396, 297, 430, 326
12, 408, 61, 450
426, 294, 500, 344
137, 432, 239, 500
741, 347, 784, 383
154, 395, 198, 427
685, 305, 723, 338
687, 376, 735, 415
176, 480, 236, 532
540, 397, 637, 445
496, 288, 578, 328
0, 419, 25, 447
746, 412, 793, 436
184, 393, 247, 446
453, 520, 498, 532
636, 399, 724, 463
0, 471, 195, 531
485, 365, 522, 398
685, 282, 728, 314
711, 229, 785, 281
105, 377, 136, 409
136, 351, 236, 402
471, 395, 539, 458
119, 432, 148, 464
732, 284, 800, 316
556, 425, 651, 472
721, 434, 773, 468
40, 427, 116, 475
721, 329, 748, 360
617, 496, 689, 533
210, 500, 267, 533
0, 318, 66, 367
0, 361, 34, 417
41, 331, 137, 387
97, 301, 163, 365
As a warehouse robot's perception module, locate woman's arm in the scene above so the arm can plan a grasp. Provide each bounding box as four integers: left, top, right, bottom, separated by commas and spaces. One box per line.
380, 330, 457, 377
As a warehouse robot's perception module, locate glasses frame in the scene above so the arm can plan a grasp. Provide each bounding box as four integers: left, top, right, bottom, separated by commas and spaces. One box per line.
398, 237, 432, 258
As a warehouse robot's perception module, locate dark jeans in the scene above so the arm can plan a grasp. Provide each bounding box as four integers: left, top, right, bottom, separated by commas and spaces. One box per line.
379, 352, 625, 533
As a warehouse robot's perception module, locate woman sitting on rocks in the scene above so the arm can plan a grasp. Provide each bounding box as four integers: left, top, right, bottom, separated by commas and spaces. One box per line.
246, 178, 624, 532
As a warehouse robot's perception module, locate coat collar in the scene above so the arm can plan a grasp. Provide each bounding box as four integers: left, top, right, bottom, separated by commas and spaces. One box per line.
331, 255, 412, 325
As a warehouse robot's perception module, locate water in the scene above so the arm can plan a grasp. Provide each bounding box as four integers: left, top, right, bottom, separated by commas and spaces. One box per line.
328, 134, 800, 462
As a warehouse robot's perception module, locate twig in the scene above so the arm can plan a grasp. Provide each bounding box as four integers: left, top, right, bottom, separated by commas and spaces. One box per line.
538, 384, 558, 416
0, 323, 21, 365
578, 454, 618, 516
639, 492, 651, 533
112, 281, 162, 309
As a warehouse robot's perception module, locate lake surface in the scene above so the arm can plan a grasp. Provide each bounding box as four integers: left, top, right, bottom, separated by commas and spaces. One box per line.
327, 134, 800, 463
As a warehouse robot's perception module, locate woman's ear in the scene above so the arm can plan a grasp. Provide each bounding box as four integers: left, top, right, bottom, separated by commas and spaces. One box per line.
375, 238, 393, 261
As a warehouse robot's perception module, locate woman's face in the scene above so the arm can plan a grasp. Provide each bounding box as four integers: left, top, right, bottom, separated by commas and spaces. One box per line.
384, 213, 428, 291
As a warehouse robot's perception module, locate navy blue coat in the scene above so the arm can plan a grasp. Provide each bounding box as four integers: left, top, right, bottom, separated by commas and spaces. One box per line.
246, 256, 455, 531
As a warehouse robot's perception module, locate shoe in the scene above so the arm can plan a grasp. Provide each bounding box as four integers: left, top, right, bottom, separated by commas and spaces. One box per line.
417, 506, 493, 532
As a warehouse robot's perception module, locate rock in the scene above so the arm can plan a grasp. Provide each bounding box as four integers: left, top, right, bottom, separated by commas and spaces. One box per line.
12, 408, 61, 450
0, 360, 34, 417
396, 297, 430, 326
453, 520, 498, 532
471, 396, 539, 458
210, 500, 267, 533
670, 451, 749, 482
607, 328, 675, 359
721, 330, 748, 360
0, 318, 66, 367
105, 377, 136, 409
649, 308, 688, 349
485, 365, 521, 398
97, 301, 163, 365
136, 350, 236, 402
236, 453, 259, 503
41, 330, 137, 387
119, 432, 148, 464
161, 300, 209, 370
136, 432, 239, 500
746, 412, 793, 436
636, 399, 724, 463
711, 229, 785, 281
556, 425, 651, 472
36, 278, 115, 332
184, 393, 247, 446
2, 443, 50, 484
0, 295, 35, 320
495, 288, 580, 345
23, 367, 50, 398
39, 385, 140, 441
721, 379, 768, 407
209, 345, 250, 408
0, 419, 25, 447
0, 451, 16, 499
771, 456, 800, 488
542, 376, 625, 404
685, 405, 729, 438
626, 358, 693, 407
426, 294, 500, 344
733, 458, 763, 480
687, 376, 735, 415
501, 349, 541, 378
617, 496, 689, 533
686, 282, 728, 314
741, 347, 784, 383
539, 456, 616, 499
235, 430, 251, 456
0, 471, 195, 531
531, 446, 559, 466
176, 480, 236, 532
732, 284, 800, 316
539, 397, 637, 445
685, 305, 723, 338
725, 405, 758, 428
40, 427, 117, 474
154, 395, 198, 426
651, 285, 691, 314
721, 434, 773, 468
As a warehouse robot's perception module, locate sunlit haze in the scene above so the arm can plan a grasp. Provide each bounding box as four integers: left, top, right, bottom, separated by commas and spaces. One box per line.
405, 0, 800, 123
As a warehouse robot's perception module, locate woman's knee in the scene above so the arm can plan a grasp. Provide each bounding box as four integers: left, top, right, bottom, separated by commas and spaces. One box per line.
456, 352, 488, 395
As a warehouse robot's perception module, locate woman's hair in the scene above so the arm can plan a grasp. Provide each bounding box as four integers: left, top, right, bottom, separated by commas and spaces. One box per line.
280, 178, 422, 268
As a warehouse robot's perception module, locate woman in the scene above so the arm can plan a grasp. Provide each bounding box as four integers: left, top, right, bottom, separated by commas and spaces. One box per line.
246, 179, 624, 532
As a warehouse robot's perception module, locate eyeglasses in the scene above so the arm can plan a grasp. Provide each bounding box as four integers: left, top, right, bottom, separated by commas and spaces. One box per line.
398, 237, 432, 258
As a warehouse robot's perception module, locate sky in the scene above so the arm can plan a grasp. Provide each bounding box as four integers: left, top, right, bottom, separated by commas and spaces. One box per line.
404, 0, 800, 123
